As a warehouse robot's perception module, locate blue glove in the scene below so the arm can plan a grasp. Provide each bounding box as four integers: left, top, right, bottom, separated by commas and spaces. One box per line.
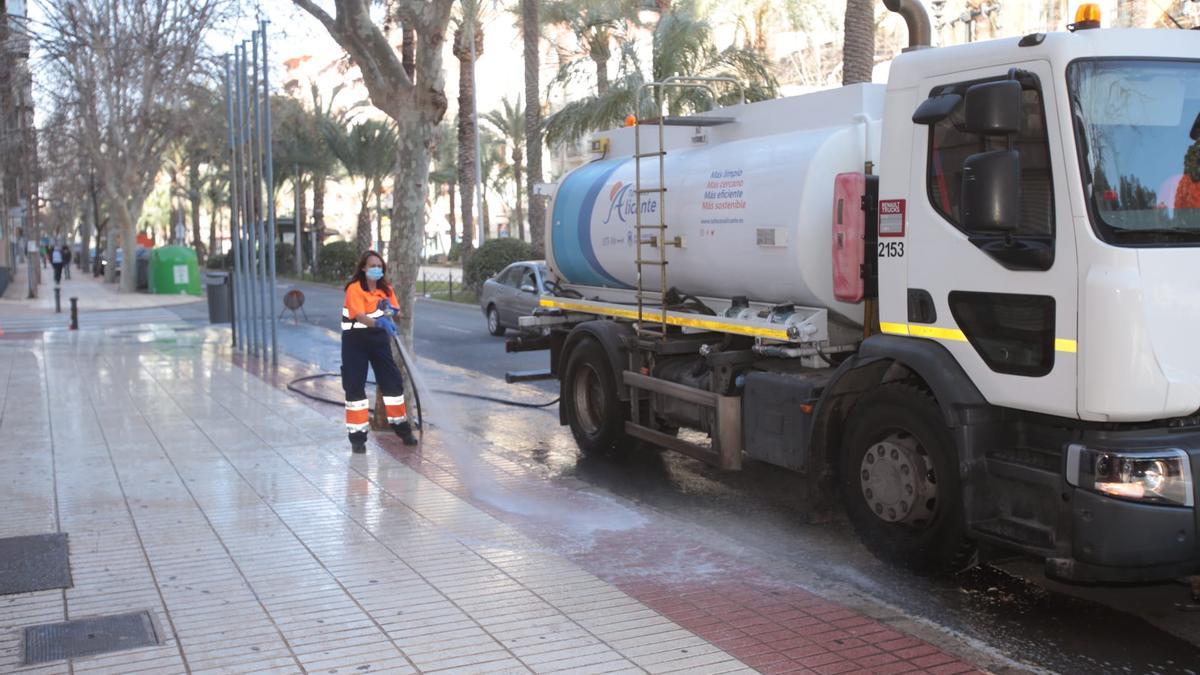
376, 299, 403, 316
375, 316, 398, 337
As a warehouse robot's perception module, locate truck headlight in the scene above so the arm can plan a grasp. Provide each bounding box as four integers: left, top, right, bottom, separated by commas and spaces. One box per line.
1066, 445, 1194, 507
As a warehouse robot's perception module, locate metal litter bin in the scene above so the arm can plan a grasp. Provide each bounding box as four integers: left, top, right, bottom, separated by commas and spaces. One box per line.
204, 272, 233, 323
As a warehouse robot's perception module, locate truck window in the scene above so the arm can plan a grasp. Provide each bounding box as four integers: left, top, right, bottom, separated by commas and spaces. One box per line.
927, 87, 1054, 240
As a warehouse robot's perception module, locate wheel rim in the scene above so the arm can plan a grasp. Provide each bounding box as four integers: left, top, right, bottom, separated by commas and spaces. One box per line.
488, 308, 499, 332
572, 363, 605, 435
859, 431, 938, 527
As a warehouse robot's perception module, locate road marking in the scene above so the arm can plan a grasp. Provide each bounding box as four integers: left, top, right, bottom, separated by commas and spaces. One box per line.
440, 325, 470, 334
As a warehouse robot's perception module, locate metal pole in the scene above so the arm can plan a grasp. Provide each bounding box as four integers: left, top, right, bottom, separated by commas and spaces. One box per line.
293, 163, 302, 278
223, 55, 243, 350
261, 20, 279, 366
252, 31, 270, 362
468, 11, 484, 248
236, 47, 253, 353
240, 43, 261, 355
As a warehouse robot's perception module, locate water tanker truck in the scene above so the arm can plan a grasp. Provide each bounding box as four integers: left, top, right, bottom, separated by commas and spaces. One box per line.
508, 0, 1200, 582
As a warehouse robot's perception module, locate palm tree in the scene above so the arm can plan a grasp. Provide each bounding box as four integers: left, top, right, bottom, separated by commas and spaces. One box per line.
843, 0, 875, 85
477, 129, 508, 240
483, 96, 526, 241
322, 119, 399, 254
544, 7, 779, 148
454, 0, 486, 258
309, 84, 346, 249
542, 0, 642, 96
521, 0, 546, 250
428, 122, 459, 249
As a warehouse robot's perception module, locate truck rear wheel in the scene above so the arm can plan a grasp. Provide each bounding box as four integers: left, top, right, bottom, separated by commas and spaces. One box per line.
563, 337, 629, 455
841, 383, 975, 576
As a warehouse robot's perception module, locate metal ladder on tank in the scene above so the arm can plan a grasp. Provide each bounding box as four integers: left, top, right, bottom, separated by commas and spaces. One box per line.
632, 76, 742, 341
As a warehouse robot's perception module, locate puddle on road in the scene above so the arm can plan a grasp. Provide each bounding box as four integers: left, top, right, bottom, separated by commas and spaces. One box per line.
398, 340, 646, 545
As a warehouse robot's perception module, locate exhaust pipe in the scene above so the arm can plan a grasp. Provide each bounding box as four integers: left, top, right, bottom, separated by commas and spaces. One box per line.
884, 0, 933, 50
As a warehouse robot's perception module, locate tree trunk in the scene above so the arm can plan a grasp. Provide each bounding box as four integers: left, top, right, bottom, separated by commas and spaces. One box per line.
522, 0, 546, 253
115, 197, 138, 292
482, 196, 491, 240
388, 114, 435, 350
455, 24, 483, 258
447, 179, 458, 245
356, 191, 373, 254
843, 0, 876, 86
402, 26, 416, 78
104, 227, 118, 283
297, 173, 307, 274
313, 173, 327, 244
209, 205, 220, 263
514, 157, 525, 241
375, 187, 384, 251
592, 52, 609, 96
189, 162, 204, 263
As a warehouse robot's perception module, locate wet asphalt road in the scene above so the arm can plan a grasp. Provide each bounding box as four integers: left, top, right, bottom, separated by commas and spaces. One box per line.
190, 280, 1200, 674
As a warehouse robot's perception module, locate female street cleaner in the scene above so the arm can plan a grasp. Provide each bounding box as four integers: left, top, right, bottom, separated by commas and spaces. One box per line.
341, 250, 418, 452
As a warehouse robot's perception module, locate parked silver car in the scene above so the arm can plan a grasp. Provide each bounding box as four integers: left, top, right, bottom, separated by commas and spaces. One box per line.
480, 260, 549, 336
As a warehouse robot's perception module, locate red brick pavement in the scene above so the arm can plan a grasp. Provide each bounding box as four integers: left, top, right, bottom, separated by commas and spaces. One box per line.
256, 356, 988, 674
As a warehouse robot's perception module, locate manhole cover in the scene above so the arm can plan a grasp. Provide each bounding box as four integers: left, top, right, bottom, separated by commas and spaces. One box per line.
0, 533, 71, 595
23, 610, 161, 664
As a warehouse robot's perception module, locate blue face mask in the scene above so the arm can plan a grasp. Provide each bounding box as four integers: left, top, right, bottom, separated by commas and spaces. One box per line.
365, 267, 384, 281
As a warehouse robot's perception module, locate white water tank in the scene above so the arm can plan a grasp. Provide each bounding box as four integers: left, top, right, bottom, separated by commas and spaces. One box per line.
547, 84, 884, 324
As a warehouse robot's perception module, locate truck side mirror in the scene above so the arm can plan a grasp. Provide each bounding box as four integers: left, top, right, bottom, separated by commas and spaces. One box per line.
961, 150, 1020, 232
964, 80, 1022, 135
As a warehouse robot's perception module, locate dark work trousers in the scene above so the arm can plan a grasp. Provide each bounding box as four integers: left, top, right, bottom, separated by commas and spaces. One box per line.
52, 263, 63, 284
341, 328, 409, 445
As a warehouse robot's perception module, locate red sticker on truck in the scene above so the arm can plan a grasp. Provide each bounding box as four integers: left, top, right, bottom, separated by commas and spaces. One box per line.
879, 199, 905, 237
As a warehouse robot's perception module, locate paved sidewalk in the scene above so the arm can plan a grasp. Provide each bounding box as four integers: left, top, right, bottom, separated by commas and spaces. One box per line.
0, 268, 202, 316
0, 328, 753, 674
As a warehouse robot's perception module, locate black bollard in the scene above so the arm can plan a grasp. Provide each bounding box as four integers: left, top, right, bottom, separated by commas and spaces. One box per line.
69, 297, 78, 330
54, 287, 61, 313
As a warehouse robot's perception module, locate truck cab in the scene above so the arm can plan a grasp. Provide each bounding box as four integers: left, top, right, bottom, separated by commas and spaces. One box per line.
875, 25, 1200, 581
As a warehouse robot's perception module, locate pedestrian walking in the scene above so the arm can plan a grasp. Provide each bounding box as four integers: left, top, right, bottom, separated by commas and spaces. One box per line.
61, 245, 72, 280
340, 250, 418, 453
50, 246, 64, 285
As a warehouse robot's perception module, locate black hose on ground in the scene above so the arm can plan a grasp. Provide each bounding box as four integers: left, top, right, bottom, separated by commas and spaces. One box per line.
286, 373, 559, 413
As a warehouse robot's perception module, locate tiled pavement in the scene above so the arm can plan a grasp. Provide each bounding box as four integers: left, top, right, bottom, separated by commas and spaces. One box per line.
0, 325, 999, 674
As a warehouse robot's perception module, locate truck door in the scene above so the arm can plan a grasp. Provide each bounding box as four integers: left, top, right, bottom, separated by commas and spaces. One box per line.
903, 61, 1078, 418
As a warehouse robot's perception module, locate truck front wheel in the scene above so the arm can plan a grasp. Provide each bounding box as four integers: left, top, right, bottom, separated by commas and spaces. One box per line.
562, 337, 628, 455
841, 383, 975, 576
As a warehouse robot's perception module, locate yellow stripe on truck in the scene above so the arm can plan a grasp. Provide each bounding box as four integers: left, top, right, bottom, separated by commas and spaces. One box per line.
540, 298, 792, 340
880, 322, 1077, 353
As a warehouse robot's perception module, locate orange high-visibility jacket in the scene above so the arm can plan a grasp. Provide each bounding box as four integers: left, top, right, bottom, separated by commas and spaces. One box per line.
341, 281, 399, 331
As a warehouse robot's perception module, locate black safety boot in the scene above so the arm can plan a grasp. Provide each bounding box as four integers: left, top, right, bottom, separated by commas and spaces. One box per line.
393, 422, 418, 446
349, 431, 368, 454
351, 442, 367, 454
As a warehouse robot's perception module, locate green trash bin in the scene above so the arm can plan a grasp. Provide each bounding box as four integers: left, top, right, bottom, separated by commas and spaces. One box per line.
148, 246, 202, 296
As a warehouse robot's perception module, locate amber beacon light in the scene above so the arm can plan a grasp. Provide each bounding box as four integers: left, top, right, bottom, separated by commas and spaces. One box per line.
1069, 3, 1102, 31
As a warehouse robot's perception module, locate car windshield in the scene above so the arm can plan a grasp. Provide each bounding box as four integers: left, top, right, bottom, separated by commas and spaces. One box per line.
1068, 59, 1200, 245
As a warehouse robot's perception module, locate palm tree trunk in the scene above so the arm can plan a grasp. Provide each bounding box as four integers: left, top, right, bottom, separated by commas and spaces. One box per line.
297, 173, 308, 271
357, 186, 373, 254
843, 0, 876, 86
592, 53, 609, 96
313, 173, 327, 245
448, 180, 458, 245
522, 0, 546, 252
455, 26, 482, 259
514, 157, 524, 241
208, 203, 219, 262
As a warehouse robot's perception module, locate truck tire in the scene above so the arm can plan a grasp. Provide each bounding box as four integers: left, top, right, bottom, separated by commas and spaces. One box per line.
841, 382, 975, 576
562, 337, 628, 455
486, 305, 506, 336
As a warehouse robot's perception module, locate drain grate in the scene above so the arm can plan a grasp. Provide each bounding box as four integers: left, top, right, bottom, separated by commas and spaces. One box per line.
23, 610, 161, 664
0, 533, 71, 595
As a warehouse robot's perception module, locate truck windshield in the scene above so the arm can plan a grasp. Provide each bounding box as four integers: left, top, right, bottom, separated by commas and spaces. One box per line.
1068, 59, 1200, 245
